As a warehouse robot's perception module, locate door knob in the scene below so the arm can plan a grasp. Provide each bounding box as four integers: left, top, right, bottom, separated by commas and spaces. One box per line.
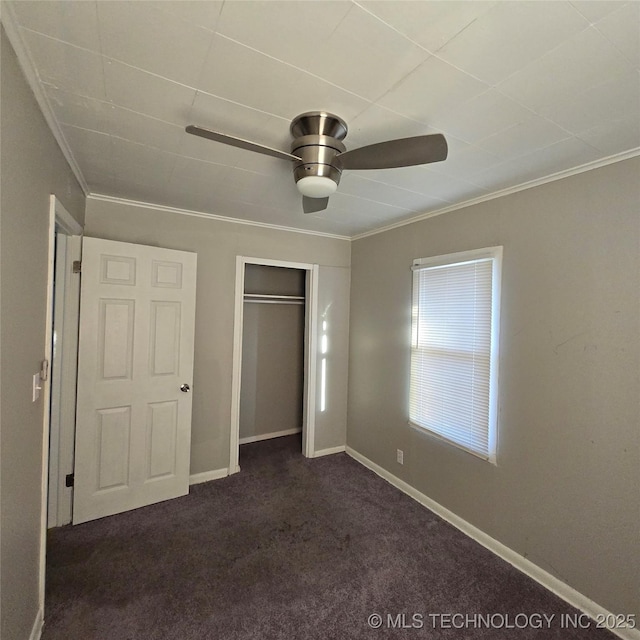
180, 383, 190, 393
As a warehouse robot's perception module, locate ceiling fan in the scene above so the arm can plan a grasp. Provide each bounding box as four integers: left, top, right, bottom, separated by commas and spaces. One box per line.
185, 111, 448, 214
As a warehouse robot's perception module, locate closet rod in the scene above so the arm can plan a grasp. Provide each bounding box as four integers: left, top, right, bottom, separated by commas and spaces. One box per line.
244, 299, 304, 306
244, 293, 305, 300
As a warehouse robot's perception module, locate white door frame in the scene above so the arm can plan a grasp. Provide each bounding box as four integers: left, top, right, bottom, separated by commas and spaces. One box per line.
47, 232, 82, 528
47, 233, 67, 527
229, 256, 319, 473
40, 196, 83, 607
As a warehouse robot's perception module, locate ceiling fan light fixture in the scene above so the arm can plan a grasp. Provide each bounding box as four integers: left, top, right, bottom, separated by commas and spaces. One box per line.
296, 175, 338, 198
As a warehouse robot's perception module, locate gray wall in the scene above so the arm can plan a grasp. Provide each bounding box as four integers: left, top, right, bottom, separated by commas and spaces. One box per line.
84, 198, 350, 473
240, 302, 304, 440
314, 265, 350, 452
0, 28, 85, 640
347, 157, 640, 619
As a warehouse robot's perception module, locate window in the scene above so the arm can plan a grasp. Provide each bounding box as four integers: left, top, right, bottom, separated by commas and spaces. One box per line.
410, 247, 502, 462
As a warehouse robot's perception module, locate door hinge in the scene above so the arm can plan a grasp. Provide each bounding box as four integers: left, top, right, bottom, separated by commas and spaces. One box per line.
72, 260, 81, 274
65, 473, 74, 488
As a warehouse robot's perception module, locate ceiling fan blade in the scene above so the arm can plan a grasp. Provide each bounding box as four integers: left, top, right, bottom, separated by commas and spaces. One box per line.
185, 125, 301, 162
303, 196, 329, 214
335, 133, 448, 170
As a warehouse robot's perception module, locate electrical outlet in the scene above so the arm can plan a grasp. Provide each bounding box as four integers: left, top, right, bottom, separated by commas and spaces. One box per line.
396, 449, 404, 465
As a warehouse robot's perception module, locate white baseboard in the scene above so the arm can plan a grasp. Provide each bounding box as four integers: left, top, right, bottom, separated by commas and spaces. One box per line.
312, 445, 346, 458
239, 428, 302, 445
29, 608, 43, 640
189, 468, 229, 485
346, 446, 640, 640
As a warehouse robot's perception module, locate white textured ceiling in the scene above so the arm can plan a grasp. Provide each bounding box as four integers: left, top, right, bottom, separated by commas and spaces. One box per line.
4, 0, 639, 237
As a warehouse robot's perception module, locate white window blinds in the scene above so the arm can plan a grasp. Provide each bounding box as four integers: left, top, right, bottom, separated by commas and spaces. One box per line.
410, 248, 501, 462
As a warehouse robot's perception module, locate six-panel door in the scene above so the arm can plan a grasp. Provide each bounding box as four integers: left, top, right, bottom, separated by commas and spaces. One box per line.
73, 237, 197, 524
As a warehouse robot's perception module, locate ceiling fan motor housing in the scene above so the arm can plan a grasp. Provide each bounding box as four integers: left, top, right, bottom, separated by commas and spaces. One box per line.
290, 112, 348, 189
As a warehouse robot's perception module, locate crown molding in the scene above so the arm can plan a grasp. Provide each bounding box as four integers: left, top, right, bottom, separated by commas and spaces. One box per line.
87, 194, 352, 241
352, 147, 640, 241
2, 5, 89, 196
88, 140, 639, 244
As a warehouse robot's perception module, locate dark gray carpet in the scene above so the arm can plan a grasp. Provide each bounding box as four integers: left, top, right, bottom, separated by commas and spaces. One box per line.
44, 435, 616, 639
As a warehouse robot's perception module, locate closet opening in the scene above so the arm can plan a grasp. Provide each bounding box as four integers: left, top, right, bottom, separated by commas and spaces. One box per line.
240, 264, 305, 460
230, 257, 319, 474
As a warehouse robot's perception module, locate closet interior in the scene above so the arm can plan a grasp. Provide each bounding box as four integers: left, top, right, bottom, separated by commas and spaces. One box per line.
239, 264, 306, 448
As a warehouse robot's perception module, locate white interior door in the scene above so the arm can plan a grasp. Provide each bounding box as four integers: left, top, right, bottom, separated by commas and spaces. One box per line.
73, 237, 197, 524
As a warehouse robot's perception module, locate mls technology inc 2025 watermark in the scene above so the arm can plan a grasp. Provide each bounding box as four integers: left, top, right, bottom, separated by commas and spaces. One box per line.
366, 612, 636, 632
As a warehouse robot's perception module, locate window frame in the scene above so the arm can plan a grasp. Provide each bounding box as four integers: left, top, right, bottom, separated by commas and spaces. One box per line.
409, 246, 503, 464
